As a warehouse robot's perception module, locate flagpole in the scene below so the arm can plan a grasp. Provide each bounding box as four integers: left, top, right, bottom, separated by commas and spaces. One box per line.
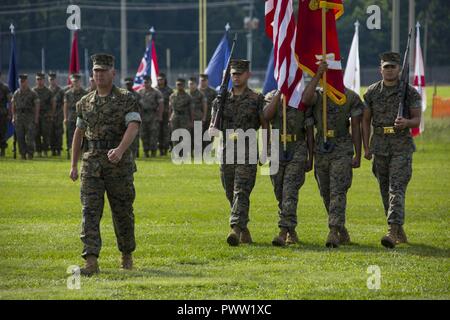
321, 5, 328, 145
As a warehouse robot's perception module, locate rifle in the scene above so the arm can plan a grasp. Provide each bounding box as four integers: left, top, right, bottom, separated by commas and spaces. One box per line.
397, 28, 413, 119
211, 33, 237, 131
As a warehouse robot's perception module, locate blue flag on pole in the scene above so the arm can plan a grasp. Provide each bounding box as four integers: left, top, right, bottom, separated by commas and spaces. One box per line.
7, 25, 18, 139
262, 47, 277, 95
205, 31, 230, 91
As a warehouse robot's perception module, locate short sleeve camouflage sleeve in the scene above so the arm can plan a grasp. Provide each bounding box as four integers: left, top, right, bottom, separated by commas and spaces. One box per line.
407, 85, 422, 109
349, 91, 364, 118
75, 98, 88, 130
124, 92, 142, 127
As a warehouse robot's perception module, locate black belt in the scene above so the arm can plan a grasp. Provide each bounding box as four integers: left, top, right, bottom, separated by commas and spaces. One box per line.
87, 140, 120, 150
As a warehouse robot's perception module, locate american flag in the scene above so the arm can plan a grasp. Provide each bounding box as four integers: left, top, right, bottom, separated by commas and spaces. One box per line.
133, 39, 159, 91
265, 0, 305, 109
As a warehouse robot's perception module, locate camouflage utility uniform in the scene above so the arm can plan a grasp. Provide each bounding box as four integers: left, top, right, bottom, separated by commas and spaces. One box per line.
33, 85, 54, 154
12, 87, 39, 158
138, 87, 163, 155
308, 88, 363, 240
265, 90, 311, 244
364, 81, 421, 227
76, 85, 141, 259
0, 82, 11, 155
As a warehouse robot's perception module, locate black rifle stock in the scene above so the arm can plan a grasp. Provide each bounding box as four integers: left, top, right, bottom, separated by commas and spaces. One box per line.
398, 28, 413, 119
211, 33, 237, 130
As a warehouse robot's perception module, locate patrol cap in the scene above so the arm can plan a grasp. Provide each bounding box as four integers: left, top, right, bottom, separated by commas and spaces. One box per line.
230, 59, 250, 74
188, 76, 197, 83
124, 77, 134, 84
199, 73, 208, 80
19, 74, 28, 80
48, 71, 57, 79
91, 53, 115, 70
70, 73, 81, 81
380, 52, 401, 67
36, 72, 45, 79
143, 75, 151, 81
176, 78, 186, 84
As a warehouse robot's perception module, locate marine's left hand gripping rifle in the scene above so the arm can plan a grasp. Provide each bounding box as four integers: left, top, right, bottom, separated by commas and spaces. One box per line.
210, 33, 238, 131
397, 28, 413, 119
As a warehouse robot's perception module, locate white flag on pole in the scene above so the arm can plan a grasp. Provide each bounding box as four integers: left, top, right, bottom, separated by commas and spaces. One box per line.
344, 21, 360, 95
412, 22, 427, 137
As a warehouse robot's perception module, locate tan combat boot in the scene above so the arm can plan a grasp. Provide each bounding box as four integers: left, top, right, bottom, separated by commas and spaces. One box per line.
80, 255, 100, 276
381, 224, 400, 248
286, 229, 299, 245
227, 226, 241, 246
121, 254, 133, 270
240, 227, 253, 244
326, 227, 340, 248
396, 225, 408, 244
272, 227, 289, 247
339, 226, 351, 245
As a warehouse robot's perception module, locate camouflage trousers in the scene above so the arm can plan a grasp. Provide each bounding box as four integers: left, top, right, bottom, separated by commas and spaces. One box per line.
50, 117, 64, 152
15, 117, 35, 156
80, 175, 136, 258
35, 115, 52, 152
314, 151, 353, 228
270, 142, 308, 229
220, 163, 257, 229
372, 153, 412, 225
158, 112, 171, 150
0, 109, 8, 149
141, 119, 159, 152
66, 121, 76, 150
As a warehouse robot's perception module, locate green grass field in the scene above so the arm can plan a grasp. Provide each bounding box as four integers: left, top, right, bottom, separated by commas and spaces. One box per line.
0, 87, 449, 300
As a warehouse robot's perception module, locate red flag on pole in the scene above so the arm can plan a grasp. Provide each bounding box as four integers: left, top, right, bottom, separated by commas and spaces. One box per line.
295, 0, 346, 105
68, 30, 80, 84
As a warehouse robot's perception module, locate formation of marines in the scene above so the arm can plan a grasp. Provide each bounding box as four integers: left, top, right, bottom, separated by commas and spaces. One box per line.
0, 50, 421, 276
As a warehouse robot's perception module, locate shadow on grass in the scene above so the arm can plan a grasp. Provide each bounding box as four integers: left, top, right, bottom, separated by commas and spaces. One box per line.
246, 241, 449, 258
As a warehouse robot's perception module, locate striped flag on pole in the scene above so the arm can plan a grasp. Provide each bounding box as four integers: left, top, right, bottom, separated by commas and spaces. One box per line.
265, 0, 305, 109
412, 22, 426, 137
133, 38, 159, 91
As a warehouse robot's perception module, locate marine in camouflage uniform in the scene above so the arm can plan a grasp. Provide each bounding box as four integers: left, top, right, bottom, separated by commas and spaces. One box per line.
263, 90, 314, 246
124, 77, 142, 158
64, 74, 87, 154
70, 54, 141, 275
363, 52, 422, 248
48, 72, 65, 156
209, 59, 268, 246
138, 75, 163, 158
188, 77, 207, 155
11, 74, 40, 159
157, 73, 173, 156
169, 78, 193, 156
199, 74, 217, 151
0, 74, 12, 157
33, 72, 55, 157
303, 61, 363, 248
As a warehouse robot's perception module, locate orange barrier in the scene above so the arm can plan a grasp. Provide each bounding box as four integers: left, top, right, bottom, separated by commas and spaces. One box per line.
432, 96, 450, 118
